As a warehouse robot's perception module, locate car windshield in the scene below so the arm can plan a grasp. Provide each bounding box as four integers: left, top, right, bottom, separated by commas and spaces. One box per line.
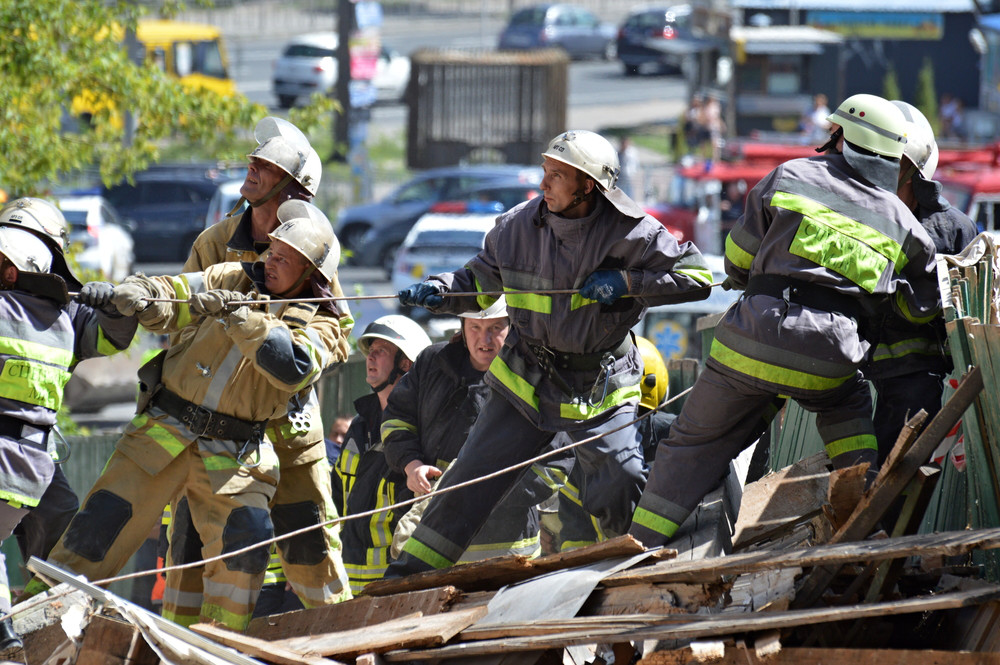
509, 8, 548, 26
61, 209, 90, 231
285, 44, 334, 58
411, 230, 486, 248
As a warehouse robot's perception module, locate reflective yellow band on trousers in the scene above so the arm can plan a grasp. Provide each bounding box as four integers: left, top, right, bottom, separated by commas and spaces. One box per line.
710, 338, 854, 391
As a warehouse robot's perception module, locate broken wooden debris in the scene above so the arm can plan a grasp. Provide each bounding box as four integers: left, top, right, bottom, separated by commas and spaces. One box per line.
363, 534, 657, 596
378, 585, 1000, 661
191, 622, 348, 665
637, 647, 1000, 665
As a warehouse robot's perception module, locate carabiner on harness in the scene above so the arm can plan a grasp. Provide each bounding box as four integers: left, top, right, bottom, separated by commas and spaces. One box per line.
236, 439, 262, 469
587, 354, 615, 408
49, 426, 71, 464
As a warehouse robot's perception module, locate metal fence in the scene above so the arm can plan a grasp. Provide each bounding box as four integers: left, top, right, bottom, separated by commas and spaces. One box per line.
407, 49, 567, 168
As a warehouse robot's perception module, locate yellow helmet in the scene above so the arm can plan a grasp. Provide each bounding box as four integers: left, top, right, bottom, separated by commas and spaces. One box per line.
636, 336, 668, 410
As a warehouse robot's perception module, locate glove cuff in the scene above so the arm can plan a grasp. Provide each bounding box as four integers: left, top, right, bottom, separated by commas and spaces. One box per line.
626, 269, 642, 296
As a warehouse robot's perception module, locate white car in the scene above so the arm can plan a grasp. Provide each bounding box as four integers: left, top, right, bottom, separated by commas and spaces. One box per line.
56, 195, 135, 283
272, 32, 411, 109
391, 212, 498, 312
205, 177, 248, 228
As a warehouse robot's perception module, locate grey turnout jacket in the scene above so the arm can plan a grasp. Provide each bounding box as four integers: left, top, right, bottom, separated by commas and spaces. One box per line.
426, 192, 713, 431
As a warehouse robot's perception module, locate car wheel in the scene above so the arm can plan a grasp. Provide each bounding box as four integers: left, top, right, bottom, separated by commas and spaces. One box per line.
623, 63, 639, 77
381, 242, 401, 278
277, 95, 297, 109
603, 41, 617, 61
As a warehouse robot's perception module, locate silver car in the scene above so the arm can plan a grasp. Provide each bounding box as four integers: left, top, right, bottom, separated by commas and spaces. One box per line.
56, 195, 135, 283
272, 32, 411, 109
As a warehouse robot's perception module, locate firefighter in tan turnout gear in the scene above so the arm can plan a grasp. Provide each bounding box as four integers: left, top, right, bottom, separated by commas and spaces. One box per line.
388, 129, 713, 577
163, 117, 351, 624
629, 93, 942, 548
26, 201, 350, 632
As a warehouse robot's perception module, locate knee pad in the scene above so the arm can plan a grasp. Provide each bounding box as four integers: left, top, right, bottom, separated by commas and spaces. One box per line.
168, 496, 204, 566
62, 490, 132, 562
221, 506, 273, 574
271, 501, 327, 566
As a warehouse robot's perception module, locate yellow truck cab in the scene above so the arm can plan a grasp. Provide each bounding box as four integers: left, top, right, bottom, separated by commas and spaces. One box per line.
72, 19, 235, 122
137, 19, 235, 97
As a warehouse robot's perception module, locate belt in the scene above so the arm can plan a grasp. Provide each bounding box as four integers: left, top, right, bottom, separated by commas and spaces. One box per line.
744, 274, 866, 323
531, 335, 633, 372
0, 415, 50, 451
151, 387, 267, 443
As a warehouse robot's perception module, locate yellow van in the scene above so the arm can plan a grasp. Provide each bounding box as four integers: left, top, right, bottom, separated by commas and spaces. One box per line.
72, 19, 236, 121
137, 19, 236, 97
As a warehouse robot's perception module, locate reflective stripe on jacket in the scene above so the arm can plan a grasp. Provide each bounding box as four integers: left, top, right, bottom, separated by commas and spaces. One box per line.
716, 154, 940, 396
427, 195, 713, 431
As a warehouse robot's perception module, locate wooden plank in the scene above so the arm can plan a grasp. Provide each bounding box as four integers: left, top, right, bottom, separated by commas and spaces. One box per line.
792, 366, 984, 608
75, 614, 158, 665
637, 647, 1000, 665
379, 586, 1000, 661
270, 605, 488, 660
826, 463, 868, 533
582, 581, 727, 616
363, 535, 652, 597
190, 623, 346, 665
732, 451, 829, 550
247, 586, 461, 640
602, 527, 1000, 585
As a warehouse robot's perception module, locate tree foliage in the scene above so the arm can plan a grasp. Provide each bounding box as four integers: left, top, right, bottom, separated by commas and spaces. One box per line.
882, 65, 901, 104
915, 57, 940, 135
0, 0, 268, 195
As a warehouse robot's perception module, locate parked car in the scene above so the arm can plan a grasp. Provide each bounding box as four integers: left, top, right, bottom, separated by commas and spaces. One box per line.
337, 164, 543, 274
272, 32, 411, 109
391, 211, 499, 318
616, 5, 702, 76
498, 4, 617, 60
938, 164, 1000, 238
56, 195, 135, 283
205, 176, 248, 228
101, 164, 240, 263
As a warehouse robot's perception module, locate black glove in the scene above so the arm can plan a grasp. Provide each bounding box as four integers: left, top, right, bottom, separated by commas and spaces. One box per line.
580, 270, 628, 305
398, 282, 444, 309
78, 281, 118, 315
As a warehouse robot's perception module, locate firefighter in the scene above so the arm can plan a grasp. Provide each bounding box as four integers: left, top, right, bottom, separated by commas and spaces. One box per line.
554, 336, 675, 551
335, 315, 430, 592
384, 298, 572, 563
162, 116, 352, 624
390, 129, 713, 576
866, 101, 977, 464
26, 201, 349, 632
629, 93, 942, 548
0, 199, 137, 659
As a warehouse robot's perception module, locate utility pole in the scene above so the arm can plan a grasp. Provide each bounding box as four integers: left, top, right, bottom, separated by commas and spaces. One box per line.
333, 0, 353, 162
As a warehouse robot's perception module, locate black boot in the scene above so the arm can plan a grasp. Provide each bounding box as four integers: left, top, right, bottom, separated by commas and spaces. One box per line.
0, 617, 23, 662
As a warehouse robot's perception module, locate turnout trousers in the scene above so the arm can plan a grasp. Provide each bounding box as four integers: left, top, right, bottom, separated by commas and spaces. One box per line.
163, 445, 350, 627
45, 441, 277, 632
630, 365, 876, 548
387, 389, 646, 574
872, 371, 945, 465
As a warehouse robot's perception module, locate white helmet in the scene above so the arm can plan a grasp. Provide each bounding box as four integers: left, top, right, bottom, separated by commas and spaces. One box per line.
891, 100, 939, 180
357, 315, 431, 362
458, 295, 508, 319
826, 94, 908, 159
0, 197, 81, 288
542, 130, 621, 191
248, 117, 322, 196
0, 226, 52, 274
269, 200, 340, 281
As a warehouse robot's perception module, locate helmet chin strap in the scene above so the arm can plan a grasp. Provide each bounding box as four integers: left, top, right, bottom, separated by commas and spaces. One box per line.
815, 127, 844, 154
272, 265, 315, 299
249, 173, 295, 208
371, 350, 406, 394
566, 181, 596, 211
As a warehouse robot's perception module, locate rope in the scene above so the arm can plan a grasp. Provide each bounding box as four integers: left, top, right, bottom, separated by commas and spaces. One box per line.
80, 386, 693, 589
67, 282, 723, 307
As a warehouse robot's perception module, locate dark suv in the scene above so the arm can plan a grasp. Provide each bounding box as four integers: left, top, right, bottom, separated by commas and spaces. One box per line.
617, 5, 698, 76
102, 164, 242, 263
336, 164, 543, 274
